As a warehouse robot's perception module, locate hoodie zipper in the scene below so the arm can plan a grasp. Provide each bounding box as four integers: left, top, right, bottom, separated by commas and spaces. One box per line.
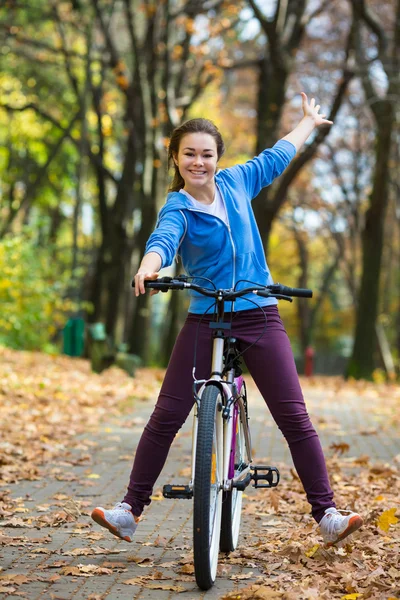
179, 185, 236, 288
187, 208, 236, 288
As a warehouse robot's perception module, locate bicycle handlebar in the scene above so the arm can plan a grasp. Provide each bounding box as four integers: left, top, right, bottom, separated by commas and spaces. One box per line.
136, 276, 312, 300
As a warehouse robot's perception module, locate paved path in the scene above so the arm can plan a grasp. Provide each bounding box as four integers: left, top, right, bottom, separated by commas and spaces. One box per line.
1, 377, 399, 599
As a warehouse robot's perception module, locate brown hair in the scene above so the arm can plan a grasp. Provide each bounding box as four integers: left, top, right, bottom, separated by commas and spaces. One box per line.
167, 118, 225, 192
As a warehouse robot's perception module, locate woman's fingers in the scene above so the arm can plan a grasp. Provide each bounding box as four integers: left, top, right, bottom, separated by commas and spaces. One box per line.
134, 273, 143, 297
300, 92, 332, 125
134, 272, 159, 296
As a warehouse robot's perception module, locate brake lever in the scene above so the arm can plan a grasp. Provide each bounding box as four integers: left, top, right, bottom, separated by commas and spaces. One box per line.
274, 294, 292, 302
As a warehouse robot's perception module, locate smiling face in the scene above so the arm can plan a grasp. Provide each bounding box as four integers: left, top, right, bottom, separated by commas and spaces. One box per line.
173, 132, 218, 195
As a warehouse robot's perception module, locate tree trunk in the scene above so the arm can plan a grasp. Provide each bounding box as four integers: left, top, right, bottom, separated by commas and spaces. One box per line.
128, 199, 158, 361
347, 106, 394, 379
293, 230, 312, 353
252, 58, 289, 254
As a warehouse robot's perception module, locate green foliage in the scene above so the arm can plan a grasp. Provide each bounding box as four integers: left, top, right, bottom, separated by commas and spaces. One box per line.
0, 231, 78, 351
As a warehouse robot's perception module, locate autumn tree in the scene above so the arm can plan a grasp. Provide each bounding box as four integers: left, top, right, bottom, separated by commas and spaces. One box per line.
347, 0, 400, 379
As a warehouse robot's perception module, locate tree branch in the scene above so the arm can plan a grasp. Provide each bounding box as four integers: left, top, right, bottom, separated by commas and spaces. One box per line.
219, 58, 261, 70
52, 5, 80, 99
247, 0, 274, 35
0, 102, 118, 184
0, 24, 86, 60
91, 0, 130, 95
301, 0, 333, 28
0, 109, 80, 238
171, 0, 224, 18
351, 0, 388, 57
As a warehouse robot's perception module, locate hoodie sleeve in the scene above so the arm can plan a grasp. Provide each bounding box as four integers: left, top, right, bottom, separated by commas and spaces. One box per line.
221, 140, 296, 200
145, 208, 187, 268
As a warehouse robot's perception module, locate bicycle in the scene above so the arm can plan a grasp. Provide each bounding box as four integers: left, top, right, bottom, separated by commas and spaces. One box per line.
144, 275, 312, 590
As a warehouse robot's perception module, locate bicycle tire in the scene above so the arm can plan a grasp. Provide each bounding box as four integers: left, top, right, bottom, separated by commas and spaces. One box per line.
220, 404, 246, 552
193, 384, 223, 590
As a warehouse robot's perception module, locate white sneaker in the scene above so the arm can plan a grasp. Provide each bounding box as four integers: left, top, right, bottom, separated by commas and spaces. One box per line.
91, 502, 139, 542
319, 507, 363, 547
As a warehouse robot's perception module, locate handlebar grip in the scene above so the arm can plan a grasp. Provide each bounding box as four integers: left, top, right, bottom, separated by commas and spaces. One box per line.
131, 276, 173, 288
144, 279, 185, 291
278, 285, 313, 298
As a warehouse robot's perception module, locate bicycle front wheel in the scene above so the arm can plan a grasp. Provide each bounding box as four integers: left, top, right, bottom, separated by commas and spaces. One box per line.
220, 403, 246, 552
193, 384, 223, 590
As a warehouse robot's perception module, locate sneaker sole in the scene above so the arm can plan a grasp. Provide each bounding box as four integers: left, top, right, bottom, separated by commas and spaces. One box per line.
325, 515, 363, 547
91, 508, 133, 543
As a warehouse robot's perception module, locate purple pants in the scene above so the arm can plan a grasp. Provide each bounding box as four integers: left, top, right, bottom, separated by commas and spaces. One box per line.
123, 306, 335, 522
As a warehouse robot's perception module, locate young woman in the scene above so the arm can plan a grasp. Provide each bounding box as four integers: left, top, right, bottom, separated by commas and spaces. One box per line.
91, 93, 363, 547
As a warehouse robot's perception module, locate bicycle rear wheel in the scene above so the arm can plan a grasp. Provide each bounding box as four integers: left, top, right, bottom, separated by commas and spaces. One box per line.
220, 403, 246, 552
193, 384, 223, 590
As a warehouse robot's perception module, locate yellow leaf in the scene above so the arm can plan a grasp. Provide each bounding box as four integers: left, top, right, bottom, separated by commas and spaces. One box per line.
305, 544, 320, 557
373, 495, 385, 502
341, 595, 363, 600
376, 508, 399, 532
87, 473, 100, 479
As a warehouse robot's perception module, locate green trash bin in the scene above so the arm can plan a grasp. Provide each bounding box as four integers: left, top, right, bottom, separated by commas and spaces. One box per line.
63, 318, 85, 357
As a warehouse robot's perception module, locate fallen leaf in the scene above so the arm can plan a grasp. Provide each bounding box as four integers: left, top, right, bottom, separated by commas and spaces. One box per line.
61, 564, 113, 577
124, 577, 145, 585
63, 498, 81, 519
145, 583, 186, 592
178, 563, 194, 574
220, 585, 284, 599
230, 572, 254, 580
376, 508, 399, 532
0, 518, 33, 528
0, 574, 32, 585
29, 548, 53, 554
305, 544, 320, 558
330, 442, 350, 455
127, 556, 154, 567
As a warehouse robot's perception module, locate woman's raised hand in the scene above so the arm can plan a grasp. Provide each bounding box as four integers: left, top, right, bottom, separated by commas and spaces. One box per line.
301, 92, 333, 127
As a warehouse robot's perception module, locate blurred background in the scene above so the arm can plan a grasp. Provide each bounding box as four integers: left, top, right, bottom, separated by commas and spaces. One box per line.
0, 0, 399, 380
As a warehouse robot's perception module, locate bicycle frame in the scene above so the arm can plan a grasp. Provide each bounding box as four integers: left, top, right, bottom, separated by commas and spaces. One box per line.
189, 299, 252, 495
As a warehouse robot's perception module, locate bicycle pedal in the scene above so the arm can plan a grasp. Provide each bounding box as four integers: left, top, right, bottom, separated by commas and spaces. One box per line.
163, 484, 193, 499
251, 465, 280, 488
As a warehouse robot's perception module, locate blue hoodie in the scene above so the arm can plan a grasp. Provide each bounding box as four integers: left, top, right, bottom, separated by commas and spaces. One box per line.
145, 139, 296, 313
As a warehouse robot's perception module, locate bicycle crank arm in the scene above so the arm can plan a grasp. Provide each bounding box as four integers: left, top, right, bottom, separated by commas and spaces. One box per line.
231, 473, 252, 491
227, 465, 252, 491
163, 484, 193, 499
251, 465, 280, 488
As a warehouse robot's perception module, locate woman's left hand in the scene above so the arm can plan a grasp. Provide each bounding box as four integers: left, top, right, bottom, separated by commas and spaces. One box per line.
301, 92, 333, 127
